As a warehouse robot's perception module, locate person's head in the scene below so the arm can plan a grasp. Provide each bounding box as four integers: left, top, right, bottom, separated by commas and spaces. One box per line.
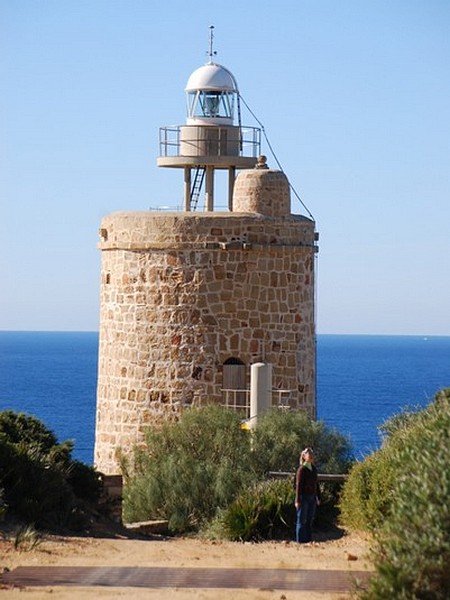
300, 447, 314, 464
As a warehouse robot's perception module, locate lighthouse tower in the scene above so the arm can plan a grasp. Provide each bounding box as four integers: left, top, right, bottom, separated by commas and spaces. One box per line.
157, 27, 260, 211
94, 37, 318, 475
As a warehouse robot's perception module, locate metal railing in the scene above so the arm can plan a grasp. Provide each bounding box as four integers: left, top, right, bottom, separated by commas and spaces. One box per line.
159, 127, 181, 157
269, 471, 347, 483
221, 388, 250, 418
221, 388, 293, 419
159, 126, 261, 158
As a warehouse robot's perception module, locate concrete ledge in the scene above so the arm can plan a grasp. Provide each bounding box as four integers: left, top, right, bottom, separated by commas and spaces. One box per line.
157, 156, 257, 169
124, 520, 170, 536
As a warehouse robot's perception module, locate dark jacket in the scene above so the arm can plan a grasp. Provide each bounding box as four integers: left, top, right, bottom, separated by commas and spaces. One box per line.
295, 464, 321, 503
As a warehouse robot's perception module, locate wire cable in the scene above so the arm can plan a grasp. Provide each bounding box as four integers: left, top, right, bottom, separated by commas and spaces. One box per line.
238, 93, 315, 221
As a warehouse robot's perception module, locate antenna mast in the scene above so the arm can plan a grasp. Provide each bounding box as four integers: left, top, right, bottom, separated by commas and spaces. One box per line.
208, 25, 217, 63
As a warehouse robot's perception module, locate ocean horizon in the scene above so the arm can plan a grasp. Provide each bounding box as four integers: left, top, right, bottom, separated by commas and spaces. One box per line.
1, 331, 449, 465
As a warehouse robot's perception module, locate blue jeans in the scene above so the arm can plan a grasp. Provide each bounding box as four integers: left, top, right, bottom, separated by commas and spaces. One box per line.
296, 494, 317, 543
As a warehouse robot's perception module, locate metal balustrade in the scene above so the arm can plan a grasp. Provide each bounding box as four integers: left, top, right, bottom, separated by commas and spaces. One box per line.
159, 126, 261, 158
221, 388, 293, 419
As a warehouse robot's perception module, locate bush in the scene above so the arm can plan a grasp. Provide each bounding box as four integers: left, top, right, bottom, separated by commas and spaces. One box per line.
0, 441, 73, 525
339, 450, 395, 532
123, 406, 353, 536
0, 411, 60, 451
207, 478, 295, 541
361, 389, 450, 599
340, 389, 450, 599
67, 460, 103, 503
340, 403, 441, 535
123, 406, 256, 532
251, 408, 353, 476
0, 411, 102, 530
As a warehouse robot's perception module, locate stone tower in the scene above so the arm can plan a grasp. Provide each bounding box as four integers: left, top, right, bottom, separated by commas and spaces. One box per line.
94, 50, 318, 475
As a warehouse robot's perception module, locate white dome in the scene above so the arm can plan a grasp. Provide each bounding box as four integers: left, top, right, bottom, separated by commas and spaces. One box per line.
185, 63, 238, 92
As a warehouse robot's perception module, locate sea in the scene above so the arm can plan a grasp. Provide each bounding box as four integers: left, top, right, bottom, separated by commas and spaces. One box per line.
1, 331, 449, 465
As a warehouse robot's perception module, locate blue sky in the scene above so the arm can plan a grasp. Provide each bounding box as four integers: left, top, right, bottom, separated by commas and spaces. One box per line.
1, 0, 449, 334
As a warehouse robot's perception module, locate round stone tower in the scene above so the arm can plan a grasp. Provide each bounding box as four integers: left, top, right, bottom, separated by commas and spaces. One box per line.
94, 48, 318, 475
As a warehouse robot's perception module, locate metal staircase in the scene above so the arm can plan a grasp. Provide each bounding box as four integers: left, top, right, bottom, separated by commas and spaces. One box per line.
190, 168, 205, 211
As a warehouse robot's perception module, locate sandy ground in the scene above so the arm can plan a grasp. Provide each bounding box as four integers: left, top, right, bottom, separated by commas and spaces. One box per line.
0, 527, 372, 600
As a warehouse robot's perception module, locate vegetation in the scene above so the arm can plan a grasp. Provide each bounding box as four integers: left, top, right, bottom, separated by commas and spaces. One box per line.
339, 389, 450, 599
339, 448, 395, 532
1, 405, 351, 539
122, 405, 353, 538
12, 524, 43, 551
251, 408, 353, 476
122, 405, 256, 532
206, 478, 295, 541
5, 384, 450, 598
0, 410, 103, 530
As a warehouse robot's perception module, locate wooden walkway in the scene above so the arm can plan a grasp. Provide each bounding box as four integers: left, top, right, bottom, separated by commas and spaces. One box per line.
3, 565, 371, 593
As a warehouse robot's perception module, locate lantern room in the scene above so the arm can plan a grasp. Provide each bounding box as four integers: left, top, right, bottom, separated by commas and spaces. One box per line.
157, 28, 261, 212
185, 63, 237, 126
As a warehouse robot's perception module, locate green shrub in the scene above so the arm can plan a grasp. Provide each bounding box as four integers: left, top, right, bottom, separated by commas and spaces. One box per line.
339, 449, 395, 532
67, 460, 103, 503
251, 408, 353, 476
123, 405, 256, 532
339, 390, 450, 599
360, 389, 450, 599
339, 404, 429, 535
0, 411, 60, 451
377, 404, 422, 441
208, 478, 295, 541
12, 525, 43, 551
0, 411, 102, 530
123, 406, 353, 536
0, 442, 73, 525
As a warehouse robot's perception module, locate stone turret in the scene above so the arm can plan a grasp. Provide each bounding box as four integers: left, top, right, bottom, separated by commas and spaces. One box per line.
233, 155, 291, 216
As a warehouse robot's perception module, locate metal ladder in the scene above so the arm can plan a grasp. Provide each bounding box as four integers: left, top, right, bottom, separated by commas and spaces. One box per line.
190, 168, 205, 211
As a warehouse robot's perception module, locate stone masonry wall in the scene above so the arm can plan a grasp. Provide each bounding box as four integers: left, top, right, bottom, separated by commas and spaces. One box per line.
95, 211, 317, 474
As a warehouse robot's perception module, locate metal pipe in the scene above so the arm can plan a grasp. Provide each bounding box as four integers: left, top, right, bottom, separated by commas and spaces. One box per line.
184, 167, 191, 211
205, 166, 214, 211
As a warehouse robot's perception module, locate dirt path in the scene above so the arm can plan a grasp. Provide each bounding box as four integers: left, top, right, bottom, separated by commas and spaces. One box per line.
1, 528, 372, 599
